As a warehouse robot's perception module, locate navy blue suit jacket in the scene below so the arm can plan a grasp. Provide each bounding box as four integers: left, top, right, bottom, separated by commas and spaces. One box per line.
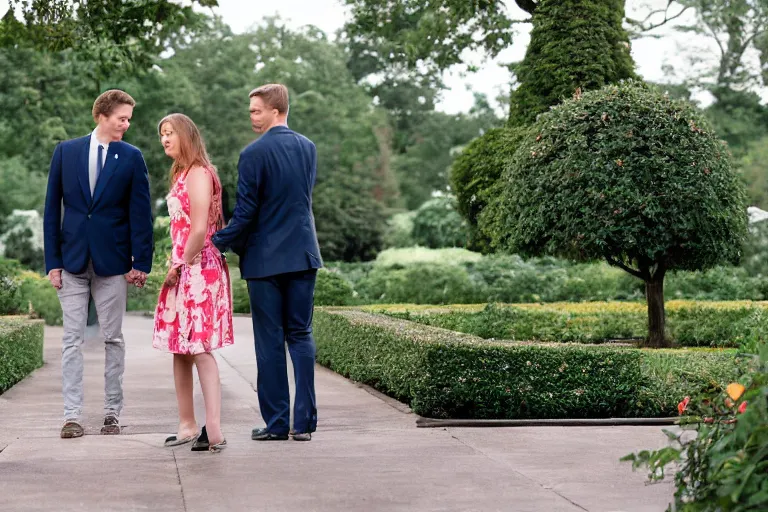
212, 125, 322, 279
43, 135, 154, 276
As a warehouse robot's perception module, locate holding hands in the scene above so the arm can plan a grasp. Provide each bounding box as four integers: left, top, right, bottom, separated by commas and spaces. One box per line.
125, 269, 147, 288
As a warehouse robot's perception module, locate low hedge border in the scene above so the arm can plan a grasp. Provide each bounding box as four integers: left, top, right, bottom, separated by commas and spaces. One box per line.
314, 308, 750, 420
0, 316, 44, 394
368, 301, 768, 350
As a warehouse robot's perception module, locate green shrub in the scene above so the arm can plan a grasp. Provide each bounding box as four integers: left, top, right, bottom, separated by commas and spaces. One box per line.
126, 270, 163, 312
624, 348, 767, 510
450, 127, 526, 253
382, 211, 416, 249
314, 269, 355, 306
0, 274, 23, 316
357, 263, 479, 304
0, 317, 44, 393
666, 266, 766, 301
381, 302, 768, 349
315, 309, 745, 419
411, 195, 469, 249
19, 272, 62, 325
231, 269, 250, 314
373, 247, 482, 268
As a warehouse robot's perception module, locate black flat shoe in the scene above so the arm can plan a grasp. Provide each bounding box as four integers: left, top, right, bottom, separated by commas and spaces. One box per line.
191, 425, 209, 451
251, 427, 288, 441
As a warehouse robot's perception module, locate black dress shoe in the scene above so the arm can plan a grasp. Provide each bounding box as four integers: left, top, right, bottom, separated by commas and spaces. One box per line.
251, 427, 288, 441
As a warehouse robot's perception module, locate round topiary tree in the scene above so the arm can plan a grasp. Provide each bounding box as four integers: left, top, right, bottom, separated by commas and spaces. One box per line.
491, 80, 748, 347
450, 127, 527, 252
508, 0, 637, 127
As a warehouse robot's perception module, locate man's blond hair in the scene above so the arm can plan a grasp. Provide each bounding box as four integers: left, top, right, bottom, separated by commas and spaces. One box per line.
249, 84, 289, 114
92, 90, 136, 122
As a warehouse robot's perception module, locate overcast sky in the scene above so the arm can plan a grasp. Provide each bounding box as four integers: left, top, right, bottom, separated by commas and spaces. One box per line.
6, 0, 759, 114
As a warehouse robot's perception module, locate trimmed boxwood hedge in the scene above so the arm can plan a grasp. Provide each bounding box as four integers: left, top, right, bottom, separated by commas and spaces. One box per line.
314, 309, 749, 419
0, 316, 44, 394
374, 302, 768, 351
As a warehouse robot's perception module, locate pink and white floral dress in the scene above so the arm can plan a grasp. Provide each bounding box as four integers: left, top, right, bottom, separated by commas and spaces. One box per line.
152, 167, 234, 355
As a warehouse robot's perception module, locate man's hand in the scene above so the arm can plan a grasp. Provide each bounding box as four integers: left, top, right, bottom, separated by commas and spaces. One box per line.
48, 269, 62, 290
125, 269, 147, 288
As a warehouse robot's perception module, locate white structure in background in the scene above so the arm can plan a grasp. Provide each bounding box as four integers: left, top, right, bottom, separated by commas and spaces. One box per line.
0, 209, 44, 256
748, 206, 768, 226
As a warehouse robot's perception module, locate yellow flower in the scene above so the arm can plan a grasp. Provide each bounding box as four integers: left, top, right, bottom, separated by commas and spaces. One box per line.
726, 383, 746, 401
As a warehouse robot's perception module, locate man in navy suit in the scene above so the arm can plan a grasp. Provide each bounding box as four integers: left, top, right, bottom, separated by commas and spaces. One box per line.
212, 84, 322, 442
43, 90, 153, 439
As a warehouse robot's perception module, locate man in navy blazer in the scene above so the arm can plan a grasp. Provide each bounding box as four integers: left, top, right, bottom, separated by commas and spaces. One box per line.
212, 84, 322, 441
43, 90, 153, 439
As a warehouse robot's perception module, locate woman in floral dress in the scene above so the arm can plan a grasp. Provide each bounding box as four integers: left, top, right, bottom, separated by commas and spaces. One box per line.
152, 113, 234, 452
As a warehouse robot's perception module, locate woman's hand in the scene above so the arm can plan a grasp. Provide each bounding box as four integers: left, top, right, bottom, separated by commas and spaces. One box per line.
183, 251, 202, 266
164, 266, 181, 288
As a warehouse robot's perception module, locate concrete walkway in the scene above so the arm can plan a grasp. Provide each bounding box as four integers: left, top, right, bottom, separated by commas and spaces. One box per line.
0, 316, 674, 511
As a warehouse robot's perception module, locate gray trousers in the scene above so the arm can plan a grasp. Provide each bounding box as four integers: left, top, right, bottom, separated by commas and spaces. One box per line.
57, 262, 128, 420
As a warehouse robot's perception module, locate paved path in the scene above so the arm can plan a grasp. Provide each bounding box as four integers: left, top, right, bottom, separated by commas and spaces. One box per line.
0, 315, 674, 511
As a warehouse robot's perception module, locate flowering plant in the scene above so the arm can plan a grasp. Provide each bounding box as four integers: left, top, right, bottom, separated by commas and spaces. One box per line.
623, 346, 767, 511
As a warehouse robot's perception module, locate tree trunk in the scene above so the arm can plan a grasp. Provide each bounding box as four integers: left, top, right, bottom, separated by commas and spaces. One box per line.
645, 265, 668, 348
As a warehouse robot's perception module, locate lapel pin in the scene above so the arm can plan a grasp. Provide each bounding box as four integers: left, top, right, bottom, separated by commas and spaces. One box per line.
115, 154, 119, 159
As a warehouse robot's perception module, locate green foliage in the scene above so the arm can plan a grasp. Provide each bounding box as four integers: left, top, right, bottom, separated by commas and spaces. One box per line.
411, 195, 468, 249
707, 89, 768, 160
743, 220, 768, 277
2, 228, 44, 273
624, 347, 768, 511
314, 269, 356, 306
381, 302, 768, 349
495, 81, 748, 275
372, 247, 482, 267
739, 136, 768, 209
315, 309, 745, 419
382, 211, 416, 249
450, 127, 526, 252
1, 0, 215, 86
393, 98, 503, 210
666, 266, 768, 301
0, 157, 46, 229
0, 317, 44, 394
507, 0, 637, 127
341, 0, 516, 79
327, 248, 768, 306
0, 276, 22, 316
357, 263, 478, 304
19, 273, 62, 325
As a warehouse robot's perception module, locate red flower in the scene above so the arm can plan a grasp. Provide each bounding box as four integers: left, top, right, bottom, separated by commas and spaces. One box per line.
678, 396, 690, 415
738, 401, 747, 414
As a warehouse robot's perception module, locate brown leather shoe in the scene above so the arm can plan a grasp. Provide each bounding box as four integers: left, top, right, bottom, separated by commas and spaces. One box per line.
100, 414, 120, 435
60, 420, 84, 439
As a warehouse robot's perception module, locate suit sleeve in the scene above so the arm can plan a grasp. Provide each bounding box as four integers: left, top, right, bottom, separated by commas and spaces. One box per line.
129, 150, 154, 273
212, 151, 261, 252
43, 143, 64, 273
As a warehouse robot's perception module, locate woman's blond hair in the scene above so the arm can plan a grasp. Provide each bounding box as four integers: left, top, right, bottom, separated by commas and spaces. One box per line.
158, 113, 224, 229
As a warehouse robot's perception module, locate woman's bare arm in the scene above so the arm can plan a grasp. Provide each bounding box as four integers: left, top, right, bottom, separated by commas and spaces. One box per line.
183, 166, 212, 264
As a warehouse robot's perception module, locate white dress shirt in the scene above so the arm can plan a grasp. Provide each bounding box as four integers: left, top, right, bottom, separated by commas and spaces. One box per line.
89, 129, 109, 197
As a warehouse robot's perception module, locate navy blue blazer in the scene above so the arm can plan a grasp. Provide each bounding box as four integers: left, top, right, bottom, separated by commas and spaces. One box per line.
212, 125, 322, 279
43, 135, 154, 277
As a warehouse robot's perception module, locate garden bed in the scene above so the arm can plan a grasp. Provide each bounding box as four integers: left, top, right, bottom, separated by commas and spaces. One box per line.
366, 301, 768, 351
314, 308, 751, 420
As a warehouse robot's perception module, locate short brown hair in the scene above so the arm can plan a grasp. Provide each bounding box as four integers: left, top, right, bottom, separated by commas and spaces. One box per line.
249, 84, 289, 114
92, 90, 136, 122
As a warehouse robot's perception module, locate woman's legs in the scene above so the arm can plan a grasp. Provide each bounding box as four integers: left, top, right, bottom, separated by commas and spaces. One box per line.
194, 352, 223, 444
173, 353, 198, 437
